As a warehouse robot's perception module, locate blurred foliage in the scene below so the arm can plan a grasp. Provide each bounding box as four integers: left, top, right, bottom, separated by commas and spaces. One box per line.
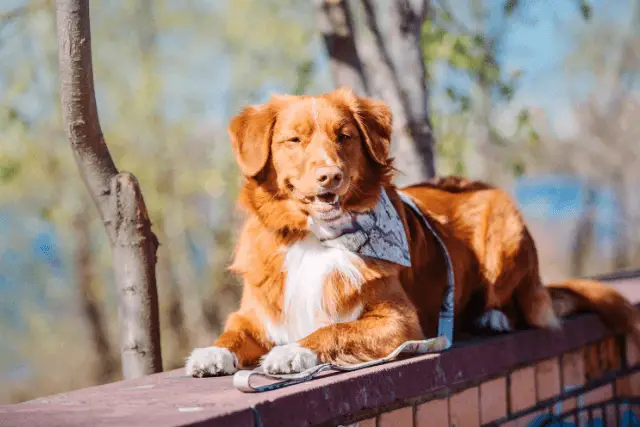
421, 0, 592, 179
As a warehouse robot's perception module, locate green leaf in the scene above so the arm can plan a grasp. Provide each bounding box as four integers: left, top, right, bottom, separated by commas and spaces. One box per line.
452, 39, 467, 55
0, 160, 21, 183
40, 207, 53, 221
504, 0, 519, 16
459, 96, 470, 112
579, 0, 592, 20
529, 129, 540, 145
499, 83, 514, 101
512, 160, 526, 177
517, 110, 530, 127
446, 87, 457, 100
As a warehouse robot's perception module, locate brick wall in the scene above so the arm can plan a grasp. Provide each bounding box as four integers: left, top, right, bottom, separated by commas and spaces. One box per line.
1, 276, 639, 427
341, 335, 640, 427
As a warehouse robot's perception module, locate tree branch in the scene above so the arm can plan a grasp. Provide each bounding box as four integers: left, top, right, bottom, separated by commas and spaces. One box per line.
56, 0, 162, 379
360, 0, 435, 185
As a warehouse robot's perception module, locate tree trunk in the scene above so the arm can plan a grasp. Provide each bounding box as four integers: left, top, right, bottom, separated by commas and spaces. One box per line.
73, 207, 117, 382
571, 185, 597, 277
314, 0, 369, 96
612, 170, 630, 270
56, 0, 162, 378
321, 0, 436, 186
379, 0, 435, 186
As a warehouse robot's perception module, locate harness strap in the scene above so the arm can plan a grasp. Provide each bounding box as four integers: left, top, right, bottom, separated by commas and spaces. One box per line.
397, 191, 455, 343
231, 190, 455, 393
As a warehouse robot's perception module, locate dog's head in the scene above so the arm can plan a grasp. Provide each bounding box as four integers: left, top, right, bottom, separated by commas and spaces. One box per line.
230, 87, 393, 234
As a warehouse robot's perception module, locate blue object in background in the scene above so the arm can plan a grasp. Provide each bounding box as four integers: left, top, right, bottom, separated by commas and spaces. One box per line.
514, 174, 620, 250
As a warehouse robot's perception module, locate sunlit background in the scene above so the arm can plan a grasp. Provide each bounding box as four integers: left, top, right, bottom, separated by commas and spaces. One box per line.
1, 0, 639, 403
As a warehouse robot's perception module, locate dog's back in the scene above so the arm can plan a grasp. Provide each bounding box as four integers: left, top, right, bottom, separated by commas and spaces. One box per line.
403, 175, 494, 194
399, 176, 640, 344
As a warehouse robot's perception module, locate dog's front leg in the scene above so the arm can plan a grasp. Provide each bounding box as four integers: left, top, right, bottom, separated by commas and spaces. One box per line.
186, 312, 271, 377
261, 278, 422, 374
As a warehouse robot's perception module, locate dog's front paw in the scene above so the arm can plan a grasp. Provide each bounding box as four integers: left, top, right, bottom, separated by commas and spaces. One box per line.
186, 347, 238, 377
474, 309, 513, 333
261, 343, 318, 374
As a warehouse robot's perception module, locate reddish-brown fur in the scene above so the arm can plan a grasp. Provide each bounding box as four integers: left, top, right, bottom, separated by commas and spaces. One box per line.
196, 88, 640, 373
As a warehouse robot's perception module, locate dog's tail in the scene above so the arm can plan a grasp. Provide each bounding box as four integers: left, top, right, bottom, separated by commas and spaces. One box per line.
547, 279, 640, 349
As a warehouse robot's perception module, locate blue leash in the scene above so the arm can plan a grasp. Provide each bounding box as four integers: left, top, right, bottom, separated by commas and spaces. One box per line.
397, 191, 455, 344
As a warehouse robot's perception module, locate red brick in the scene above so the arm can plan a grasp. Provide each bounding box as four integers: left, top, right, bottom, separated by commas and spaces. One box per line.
602, 337, 622, 372
415, 398, 448, 427
562, 350, 586, 389
584, 343, 601, 381
480, 377, 507, 424
535, 358, 561, 402
605, 404, 618, 427
627, 334, 640, 368
379, 407, 412, 427
616, 372, 640, 397
582, 384, 613, 406
560, 397, 577, 414
509, 366, 536, 413
449, 387, 480, 427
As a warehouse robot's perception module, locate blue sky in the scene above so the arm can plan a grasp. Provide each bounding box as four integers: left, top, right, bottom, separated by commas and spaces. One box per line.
490, 0, 635, 136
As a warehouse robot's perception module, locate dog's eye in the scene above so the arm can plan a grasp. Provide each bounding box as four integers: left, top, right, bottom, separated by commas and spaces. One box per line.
288, 137, 300, 144
337, 133, 350, 143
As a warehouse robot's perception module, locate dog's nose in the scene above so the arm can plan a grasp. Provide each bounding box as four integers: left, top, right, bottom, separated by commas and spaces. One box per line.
315, 166, 344, 188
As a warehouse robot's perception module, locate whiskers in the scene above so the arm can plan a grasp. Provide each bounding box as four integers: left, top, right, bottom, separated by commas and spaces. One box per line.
347, 181, 365, 198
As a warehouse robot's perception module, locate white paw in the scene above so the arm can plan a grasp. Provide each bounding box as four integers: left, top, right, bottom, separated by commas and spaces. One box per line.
185, 347, 238, 377
475, 309, 512, 332
261, 343, 318, 374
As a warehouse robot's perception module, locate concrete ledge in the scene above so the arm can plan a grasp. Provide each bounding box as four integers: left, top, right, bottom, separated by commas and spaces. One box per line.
1, 275, 639, 427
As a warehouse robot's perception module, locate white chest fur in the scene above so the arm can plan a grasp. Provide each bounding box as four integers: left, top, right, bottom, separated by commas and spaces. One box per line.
262, 235, 365, 345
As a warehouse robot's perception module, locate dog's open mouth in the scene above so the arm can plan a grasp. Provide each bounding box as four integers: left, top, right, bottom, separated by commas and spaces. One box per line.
310, 192, 342, 221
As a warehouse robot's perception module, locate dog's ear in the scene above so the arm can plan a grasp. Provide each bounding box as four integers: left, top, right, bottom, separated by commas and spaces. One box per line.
228, 103, 278, 177
330, 87, 392, 166
354, 96, 392, 165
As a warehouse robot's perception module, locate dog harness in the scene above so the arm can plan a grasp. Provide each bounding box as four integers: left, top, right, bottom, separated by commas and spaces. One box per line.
232, 189, 455, 392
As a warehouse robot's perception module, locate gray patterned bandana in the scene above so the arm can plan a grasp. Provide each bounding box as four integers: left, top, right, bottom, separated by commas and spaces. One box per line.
308, 189, 411, 267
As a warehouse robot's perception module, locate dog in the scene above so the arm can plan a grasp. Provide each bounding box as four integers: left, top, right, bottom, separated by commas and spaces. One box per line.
186, 87, 640, 377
